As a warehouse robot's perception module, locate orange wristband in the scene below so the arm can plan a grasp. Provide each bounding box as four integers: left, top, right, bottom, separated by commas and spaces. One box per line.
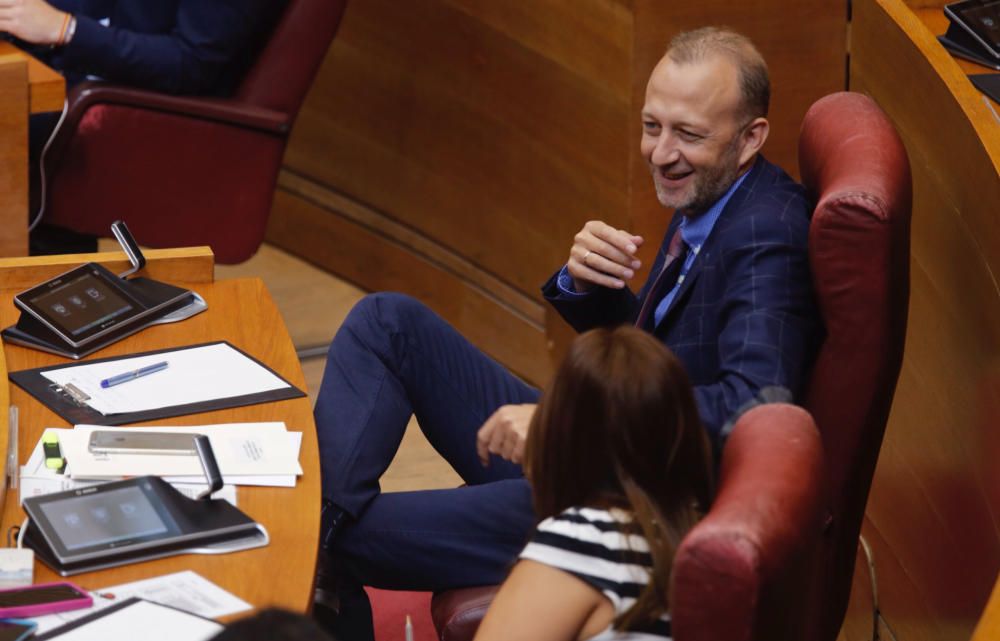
56, 12, 70, 46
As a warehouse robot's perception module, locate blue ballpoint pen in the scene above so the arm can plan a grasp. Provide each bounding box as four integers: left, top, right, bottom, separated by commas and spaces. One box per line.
100, 361, 169, 388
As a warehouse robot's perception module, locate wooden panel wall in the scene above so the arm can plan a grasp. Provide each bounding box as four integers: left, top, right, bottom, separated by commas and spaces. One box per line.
842, 1, 1000, 639
267, 1, 845, 385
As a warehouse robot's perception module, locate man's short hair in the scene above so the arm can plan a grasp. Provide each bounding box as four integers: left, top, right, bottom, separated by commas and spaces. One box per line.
666, 27, 770, 121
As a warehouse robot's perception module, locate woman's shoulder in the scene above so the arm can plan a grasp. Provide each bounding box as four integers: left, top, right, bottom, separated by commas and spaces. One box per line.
521, 507, 671, 637
527, 506, 649, 563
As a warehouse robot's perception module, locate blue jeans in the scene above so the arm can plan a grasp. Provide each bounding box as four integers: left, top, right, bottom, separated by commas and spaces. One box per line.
314, 293, 540, 591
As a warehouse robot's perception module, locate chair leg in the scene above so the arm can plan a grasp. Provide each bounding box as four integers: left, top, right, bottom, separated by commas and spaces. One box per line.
296, 342, 332, 361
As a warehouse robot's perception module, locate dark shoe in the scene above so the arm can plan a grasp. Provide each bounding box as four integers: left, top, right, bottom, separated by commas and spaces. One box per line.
314, 501, 348, 611
313, 548, 341, 612
312, 551, 375, 641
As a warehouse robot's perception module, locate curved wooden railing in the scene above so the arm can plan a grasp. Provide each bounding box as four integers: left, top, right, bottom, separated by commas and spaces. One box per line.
842, 1, 1000, 640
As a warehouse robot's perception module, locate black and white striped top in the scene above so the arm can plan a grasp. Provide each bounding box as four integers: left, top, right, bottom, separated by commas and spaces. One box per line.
519, 507, 672, 640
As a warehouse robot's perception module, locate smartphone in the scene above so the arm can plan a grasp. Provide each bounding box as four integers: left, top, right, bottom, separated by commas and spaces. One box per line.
88, 430, 200, 456
0, 581, 92, 618
0, 620, 37, 641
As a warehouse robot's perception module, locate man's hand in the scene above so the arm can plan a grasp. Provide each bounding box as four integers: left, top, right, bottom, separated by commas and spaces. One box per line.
0, 0, 68, 45
476, 403, 537, 467
566, 221, 644, 292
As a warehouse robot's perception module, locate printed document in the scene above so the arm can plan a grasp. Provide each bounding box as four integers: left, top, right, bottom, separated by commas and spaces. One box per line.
31, 571, 250, 635
58, 423, 302, 480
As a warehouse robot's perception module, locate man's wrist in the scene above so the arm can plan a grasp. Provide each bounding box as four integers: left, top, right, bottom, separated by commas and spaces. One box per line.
52, 13, 75, 47
556, 266, 590, 298
62, 15, 77, 45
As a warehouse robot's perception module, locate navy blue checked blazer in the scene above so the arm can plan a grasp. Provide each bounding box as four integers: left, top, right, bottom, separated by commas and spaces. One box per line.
542, 155, 821, 445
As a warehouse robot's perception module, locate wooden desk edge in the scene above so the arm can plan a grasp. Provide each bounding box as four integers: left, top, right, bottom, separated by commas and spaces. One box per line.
0, 42, 65, 114
0, 246, 216, 288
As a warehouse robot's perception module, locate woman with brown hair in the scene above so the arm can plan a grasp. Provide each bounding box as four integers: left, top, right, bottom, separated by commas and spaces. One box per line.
474, 326, 714, 641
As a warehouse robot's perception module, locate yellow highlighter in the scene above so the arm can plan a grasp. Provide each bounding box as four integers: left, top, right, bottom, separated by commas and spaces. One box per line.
42, 432, 66, 475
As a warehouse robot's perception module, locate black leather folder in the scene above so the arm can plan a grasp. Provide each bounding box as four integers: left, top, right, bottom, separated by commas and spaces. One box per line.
8, 341, 305, 426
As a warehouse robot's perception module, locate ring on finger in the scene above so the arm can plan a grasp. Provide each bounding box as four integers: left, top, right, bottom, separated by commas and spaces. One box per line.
582, 250, 592, 265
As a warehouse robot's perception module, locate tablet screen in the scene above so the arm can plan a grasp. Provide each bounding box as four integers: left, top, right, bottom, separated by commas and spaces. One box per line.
37, 484, 175, 552
14, 264, 146, 347
28, 272, 134, 337
951, 0, 1000, 54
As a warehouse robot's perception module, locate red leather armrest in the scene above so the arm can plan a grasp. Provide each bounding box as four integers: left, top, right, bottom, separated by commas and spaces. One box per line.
42, 81, 290, 189
43, 81, 289, 169
670, 403, 825, 641
432, 585, 500, 641
64, 81, 289, 133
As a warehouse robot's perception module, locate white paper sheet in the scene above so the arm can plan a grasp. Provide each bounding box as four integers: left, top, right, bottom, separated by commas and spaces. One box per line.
163, 431, 303, 488
31, 571, 250, 635
58, 423, 302, 480
35, 597, 225, 640
40, 343, 290, 415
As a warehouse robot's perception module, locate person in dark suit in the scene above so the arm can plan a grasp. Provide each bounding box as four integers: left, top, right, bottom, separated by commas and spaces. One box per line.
543, 153, 817, 445
1, 0, 283, 253
311, 27, 820, 640
0, 0, 280, 95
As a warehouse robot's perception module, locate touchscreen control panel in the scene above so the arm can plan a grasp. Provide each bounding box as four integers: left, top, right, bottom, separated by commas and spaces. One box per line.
38, 484, 174, 551
29, 273, 134, 337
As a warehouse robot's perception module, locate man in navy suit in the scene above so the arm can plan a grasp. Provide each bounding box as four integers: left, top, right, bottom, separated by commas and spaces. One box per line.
311, 27, 820, 639
0, 0, 279, 95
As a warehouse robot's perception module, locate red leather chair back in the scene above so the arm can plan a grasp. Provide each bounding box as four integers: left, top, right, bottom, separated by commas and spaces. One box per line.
43, 0, 348, 264
798, 91, 912, 640
236, 0, 346, 118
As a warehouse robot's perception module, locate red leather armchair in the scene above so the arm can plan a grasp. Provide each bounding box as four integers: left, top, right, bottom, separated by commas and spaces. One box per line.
431, 91, 912, 641
40, 0, 348, 264
432, 404, 825, 641
798, 91, 911, 641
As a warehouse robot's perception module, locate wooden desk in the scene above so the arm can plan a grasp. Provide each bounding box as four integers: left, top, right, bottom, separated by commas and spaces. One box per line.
0, 248, 320, 615
0, 43, 66, 258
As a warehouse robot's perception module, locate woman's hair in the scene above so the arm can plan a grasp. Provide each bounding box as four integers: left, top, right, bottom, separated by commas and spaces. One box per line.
210, 609, 335, 641
525, 326, 714, 628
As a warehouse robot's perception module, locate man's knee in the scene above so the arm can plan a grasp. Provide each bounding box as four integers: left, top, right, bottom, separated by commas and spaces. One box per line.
325, 293, 441, 373
334, 293, 436, 349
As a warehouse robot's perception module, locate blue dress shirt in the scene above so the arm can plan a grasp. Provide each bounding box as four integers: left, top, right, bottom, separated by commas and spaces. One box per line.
556, 169, 750, 328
